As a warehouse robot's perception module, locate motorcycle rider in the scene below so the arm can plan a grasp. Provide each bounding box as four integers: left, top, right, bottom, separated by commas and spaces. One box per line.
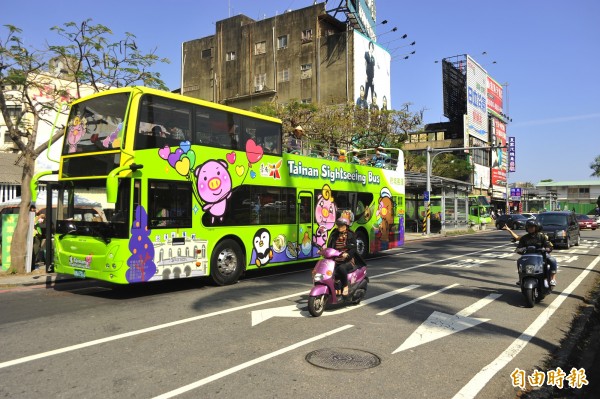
516, 219, 558, 286
324, 216, 366, 296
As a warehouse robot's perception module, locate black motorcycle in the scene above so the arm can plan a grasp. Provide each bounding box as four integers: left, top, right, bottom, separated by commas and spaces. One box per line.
516, 246, 553, 308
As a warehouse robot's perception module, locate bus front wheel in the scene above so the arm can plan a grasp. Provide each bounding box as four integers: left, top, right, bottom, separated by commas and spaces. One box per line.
210, 239, 244, 286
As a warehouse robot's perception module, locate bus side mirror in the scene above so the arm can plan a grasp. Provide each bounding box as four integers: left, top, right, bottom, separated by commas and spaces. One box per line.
106, 164, 143, 203
30, 170, 58, 202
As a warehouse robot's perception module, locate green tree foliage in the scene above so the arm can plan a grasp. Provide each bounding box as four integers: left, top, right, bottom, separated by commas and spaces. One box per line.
590, 155, 600, 178
0, 21, 169, 273
251, 100, 423, 151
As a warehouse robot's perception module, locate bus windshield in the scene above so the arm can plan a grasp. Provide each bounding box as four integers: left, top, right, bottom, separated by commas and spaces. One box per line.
54, 179, 131, 241
63, 93, 130, 155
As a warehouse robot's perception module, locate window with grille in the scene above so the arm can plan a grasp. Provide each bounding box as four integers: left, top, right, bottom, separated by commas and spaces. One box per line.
301, 29, 313, 42
201, 48, 212, 59
254, 41, 266, 55
226, 51, 236, 61
278, 69, 290, 82
300, 64, 312, 79
277, 35, 288, 49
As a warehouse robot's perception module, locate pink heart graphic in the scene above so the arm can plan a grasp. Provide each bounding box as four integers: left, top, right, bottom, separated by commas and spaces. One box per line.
158, 146, 171, 160
226, 152, 236, 164
245, 139, 263, 165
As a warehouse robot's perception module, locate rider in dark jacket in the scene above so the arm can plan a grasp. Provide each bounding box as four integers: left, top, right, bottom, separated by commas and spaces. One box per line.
516, 219, 557, 286
326, 217, 367, 296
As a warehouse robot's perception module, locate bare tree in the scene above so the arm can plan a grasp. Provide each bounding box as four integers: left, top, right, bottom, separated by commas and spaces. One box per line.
0, 21, 169, 273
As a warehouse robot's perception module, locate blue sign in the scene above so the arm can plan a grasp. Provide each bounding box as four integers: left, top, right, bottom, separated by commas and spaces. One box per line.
508, 136, 516, 172
424, 191, 430, 201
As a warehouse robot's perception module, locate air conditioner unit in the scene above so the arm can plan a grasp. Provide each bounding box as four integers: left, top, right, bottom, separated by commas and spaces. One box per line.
254, 84, 264, 92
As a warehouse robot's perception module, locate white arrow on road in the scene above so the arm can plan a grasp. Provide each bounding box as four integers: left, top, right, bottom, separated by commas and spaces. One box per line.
251, 285, 420, 326
392, 293, 501, 354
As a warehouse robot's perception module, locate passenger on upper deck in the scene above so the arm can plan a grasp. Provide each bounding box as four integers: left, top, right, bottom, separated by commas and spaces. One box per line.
371, 146, 389, 167
285, 125, 306, 154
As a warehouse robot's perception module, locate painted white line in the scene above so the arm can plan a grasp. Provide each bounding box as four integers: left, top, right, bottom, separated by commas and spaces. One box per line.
377, 283, 460, 316
0, 290, 307, 370
393, 293, 502, 354
456, 293, 502, 317
452, 254, 600, 399
152, 324, 354, 399
370, 244, 509, 279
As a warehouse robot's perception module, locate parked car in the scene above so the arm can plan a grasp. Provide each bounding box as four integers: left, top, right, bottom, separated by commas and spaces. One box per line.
495, 214, 529, 230
536, 211, 580, 249
576, 214, 598, 230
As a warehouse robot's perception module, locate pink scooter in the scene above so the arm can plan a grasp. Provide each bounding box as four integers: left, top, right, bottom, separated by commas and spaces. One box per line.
308, 247, 368, 317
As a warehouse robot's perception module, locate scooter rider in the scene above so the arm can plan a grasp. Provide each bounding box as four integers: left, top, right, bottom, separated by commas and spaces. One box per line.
516, 219, 558, 286
325, 217, 366, 296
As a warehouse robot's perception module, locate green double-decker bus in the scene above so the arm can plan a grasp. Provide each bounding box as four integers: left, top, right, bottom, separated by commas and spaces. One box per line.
34, 87, 406, 285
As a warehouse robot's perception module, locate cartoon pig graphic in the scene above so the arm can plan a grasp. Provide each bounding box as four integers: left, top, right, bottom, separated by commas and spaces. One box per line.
195, 160, 233, 223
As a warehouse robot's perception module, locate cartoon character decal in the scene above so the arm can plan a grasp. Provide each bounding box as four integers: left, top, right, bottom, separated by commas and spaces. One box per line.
159, 138, 264, 226
101, 122, 123, 148
376, 187, 394, 242
126, 206, 157, 282
253, 228, 273, 267
313, 184, 337, 251
66, 115, 87, 153
195, 159, 233, 223
315, 184, 337, 230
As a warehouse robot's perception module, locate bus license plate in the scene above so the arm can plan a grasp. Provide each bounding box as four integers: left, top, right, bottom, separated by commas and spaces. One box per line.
74, 269, 86, 279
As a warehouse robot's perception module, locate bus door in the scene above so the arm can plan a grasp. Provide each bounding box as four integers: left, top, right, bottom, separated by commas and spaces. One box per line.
297, 192, 314, 258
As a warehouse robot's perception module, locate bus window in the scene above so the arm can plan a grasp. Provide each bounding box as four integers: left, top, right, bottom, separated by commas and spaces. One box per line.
63, 93, 129, 154
194, 106, 242, 150
136, 95, 192, 150
242, 116, 282, 155
148, 180, 193, 228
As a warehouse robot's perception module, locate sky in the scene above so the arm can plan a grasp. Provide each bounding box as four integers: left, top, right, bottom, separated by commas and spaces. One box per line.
3, 0, 600, 185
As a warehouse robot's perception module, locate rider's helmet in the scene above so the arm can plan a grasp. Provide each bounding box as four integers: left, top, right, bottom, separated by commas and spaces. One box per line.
336, 217, 350, 227
525, 219, 540, 233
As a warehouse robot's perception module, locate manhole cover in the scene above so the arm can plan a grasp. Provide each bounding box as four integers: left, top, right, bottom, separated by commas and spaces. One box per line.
306, 348, 381, 370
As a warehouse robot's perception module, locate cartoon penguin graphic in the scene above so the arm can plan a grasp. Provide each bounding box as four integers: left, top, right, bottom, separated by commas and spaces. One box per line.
253, 228, 273, 267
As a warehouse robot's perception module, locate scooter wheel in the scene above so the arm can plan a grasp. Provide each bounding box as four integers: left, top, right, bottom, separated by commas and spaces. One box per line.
524, 287, 535, 308
308, 294, 327, 317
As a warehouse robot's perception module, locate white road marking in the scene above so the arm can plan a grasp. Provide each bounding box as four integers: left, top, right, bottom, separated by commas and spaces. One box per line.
370, 244, 509, 279
453, 254, 600, 399
0, 290, 307, 370
152, 324, 354, 399
377, 283, 460, 316
251, 285, 420, 326
393, 293, 501, 353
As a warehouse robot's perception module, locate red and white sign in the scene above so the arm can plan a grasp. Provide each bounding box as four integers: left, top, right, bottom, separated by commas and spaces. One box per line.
487, 77, 503, 116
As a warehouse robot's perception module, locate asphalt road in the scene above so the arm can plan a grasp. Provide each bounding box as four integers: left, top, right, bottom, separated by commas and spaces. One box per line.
1, 229, 599, 399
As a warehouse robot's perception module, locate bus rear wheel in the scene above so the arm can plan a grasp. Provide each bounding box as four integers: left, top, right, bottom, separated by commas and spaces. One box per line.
210, 239, 244, 286
356, 230, 368, 258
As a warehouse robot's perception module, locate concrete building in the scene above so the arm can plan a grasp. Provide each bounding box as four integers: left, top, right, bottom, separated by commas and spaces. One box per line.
181, 2, 391, 111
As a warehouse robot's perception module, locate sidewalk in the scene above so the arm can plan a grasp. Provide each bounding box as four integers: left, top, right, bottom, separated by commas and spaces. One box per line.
0, 228, 496, 288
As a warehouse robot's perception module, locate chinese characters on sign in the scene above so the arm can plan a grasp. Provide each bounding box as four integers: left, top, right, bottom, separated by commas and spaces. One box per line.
508, 136, 516, 172
511, 367, 588, 390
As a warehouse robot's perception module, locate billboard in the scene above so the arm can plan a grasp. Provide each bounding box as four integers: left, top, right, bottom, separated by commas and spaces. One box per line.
353, 30, 391, 112
442, 57, 467, 121
346, 0, 377, 41
465, 55, 488, 141
491, 118, 507, 188
487, 76, 503, 117
508, 136, 516, 172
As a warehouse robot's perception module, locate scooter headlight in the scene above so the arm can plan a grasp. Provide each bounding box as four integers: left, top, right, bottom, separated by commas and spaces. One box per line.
525, 264, 536, 274
313, 273, 324, 282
